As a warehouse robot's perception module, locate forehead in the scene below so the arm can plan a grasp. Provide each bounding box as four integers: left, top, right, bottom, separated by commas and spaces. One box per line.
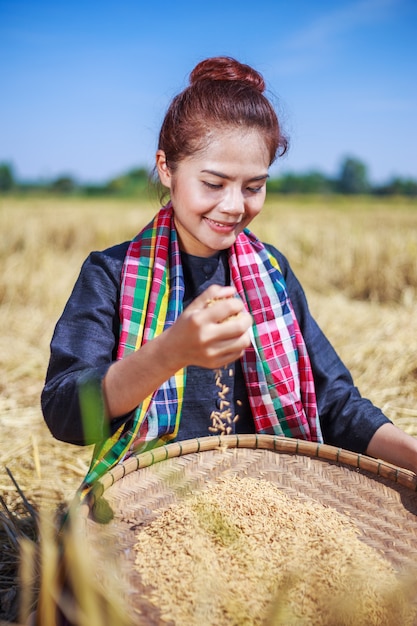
184, 127, 270, 171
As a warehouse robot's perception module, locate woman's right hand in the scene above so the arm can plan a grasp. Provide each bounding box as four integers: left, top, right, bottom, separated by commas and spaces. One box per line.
165, 284, 253, 370
103, 284, 252, 419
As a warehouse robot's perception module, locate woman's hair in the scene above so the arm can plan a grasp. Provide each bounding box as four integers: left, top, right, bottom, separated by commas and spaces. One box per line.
158, 56, 288, 170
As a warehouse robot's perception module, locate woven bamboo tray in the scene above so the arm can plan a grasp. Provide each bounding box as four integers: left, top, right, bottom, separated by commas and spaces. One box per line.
81, 435, 417, 623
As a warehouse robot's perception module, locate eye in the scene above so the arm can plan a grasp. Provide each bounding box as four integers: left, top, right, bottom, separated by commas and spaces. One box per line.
247, 185, 264, 194
203, 181, 222, 190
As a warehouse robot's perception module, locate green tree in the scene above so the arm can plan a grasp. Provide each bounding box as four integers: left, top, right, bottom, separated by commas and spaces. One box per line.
51, 176, 77, 194
105, 167, 151, 196
0, 163, 15, 192
376, 177, 417, 197
267, 171, 333, 194
337, 157, 370, 194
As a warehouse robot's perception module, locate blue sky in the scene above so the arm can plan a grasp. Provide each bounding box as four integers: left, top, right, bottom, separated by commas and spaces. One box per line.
1, 0, 416, 184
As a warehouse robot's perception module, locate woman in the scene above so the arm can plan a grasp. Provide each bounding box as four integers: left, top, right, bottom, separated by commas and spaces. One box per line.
41, 56, 417, 492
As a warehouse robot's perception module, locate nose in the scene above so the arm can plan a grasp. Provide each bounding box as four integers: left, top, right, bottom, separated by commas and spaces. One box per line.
220, 186, 245, 215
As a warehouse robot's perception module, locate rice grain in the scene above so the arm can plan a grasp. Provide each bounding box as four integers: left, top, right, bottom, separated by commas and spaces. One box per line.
133, 476, 416, 625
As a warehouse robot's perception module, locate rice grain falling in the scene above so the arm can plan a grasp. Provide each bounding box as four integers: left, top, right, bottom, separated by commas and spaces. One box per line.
133, 476, 417, 626
209, 367, 238, 436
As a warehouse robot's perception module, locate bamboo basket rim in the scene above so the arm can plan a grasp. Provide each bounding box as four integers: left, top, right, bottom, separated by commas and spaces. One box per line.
80, 434, 417, 516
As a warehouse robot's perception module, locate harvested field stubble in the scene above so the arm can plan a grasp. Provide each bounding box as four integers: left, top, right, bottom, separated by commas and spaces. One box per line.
1, 195, 417, 622
258, 196, 417, 304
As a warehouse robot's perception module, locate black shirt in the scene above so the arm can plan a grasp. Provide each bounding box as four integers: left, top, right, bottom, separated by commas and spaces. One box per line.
41, 241, 390, 453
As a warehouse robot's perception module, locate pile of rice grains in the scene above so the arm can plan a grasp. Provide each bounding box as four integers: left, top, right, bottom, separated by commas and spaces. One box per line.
133, 476, 417, 626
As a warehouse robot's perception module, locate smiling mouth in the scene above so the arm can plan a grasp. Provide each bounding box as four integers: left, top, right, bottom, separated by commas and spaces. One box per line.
205, 217, 240, 229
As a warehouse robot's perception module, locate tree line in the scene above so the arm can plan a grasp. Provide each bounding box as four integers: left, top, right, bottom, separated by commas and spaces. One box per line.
1, 157, 416, 197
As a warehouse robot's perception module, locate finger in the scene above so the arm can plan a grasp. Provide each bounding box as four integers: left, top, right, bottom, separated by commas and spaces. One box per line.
203, 284, 237, 301
190, 284, 237, 312
206, 337, 252, 368
209, 327, 252, 358
204, 297, 247, 325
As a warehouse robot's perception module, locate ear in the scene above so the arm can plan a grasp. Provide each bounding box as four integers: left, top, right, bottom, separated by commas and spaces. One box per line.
155, 150, 172, 188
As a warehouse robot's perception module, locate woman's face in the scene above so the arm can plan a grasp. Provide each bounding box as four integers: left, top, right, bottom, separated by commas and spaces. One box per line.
156, 128, 270, 257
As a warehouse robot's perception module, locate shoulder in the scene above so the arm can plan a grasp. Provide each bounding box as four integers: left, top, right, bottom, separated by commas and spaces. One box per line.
81, 241, 131, 282
262, 242, 292, 280
88, 240, 131, 267
261, 241, 310, 321
64, 241, 131, 311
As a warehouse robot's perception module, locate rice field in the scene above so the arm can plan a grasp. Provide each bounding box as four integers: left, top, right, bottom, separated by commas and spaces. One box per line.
1, 194, 417, 623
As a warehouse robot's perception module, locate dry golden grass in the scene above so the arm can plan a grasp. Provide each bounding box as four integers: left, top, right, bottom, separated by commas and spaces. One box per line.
259, 195, 417, 304
0, 193, 416, 624
18, 510, 133, 626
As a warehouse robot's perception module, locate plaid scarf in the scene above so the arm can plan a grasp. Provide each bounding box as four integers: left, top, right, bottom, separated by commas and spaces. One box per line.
80, 204, 322, 493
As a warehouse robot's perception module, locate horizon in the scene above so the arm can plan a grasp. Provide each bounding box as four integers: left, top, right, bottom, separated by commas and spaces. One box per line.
1, 0, 416, 185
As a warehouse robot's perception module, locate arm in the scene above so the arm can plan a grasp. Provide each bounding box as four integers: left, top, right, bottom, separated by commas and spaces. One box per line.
42, 244, 251, 442
366, 423, 417, 474
103, 284, 252, 417
41, 243, 129, 444
267, 245, 417, 473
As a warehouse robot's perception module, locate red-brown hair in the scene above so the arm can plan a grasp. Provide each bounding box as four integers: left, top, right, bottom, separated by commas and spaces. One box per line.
158, 56, 288, 170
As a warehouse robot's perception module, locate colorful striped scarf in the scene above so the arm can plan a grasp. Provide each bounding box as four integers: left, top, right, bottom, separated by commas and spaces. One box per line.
80, 204, 322, 494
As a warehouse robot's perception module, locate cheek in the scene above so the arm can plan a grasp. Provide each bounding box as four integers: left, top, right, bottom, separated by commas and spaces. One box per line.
171, 179, 202, 210
247, 196, 265, 219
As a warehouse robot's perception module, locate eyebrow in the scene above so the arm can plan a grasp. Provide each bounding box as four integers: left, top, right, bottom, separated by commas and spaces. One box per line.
201, 169, 270, 182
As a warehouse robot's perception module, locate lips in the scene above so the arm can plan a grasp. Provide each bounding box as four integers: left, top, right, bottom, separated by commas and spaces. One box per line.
205, 217, 240, 232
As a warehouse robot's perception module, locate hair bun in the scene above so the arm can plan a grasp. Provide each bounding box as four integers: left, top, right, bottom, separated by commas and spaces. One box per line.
189, 56, 265, 93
